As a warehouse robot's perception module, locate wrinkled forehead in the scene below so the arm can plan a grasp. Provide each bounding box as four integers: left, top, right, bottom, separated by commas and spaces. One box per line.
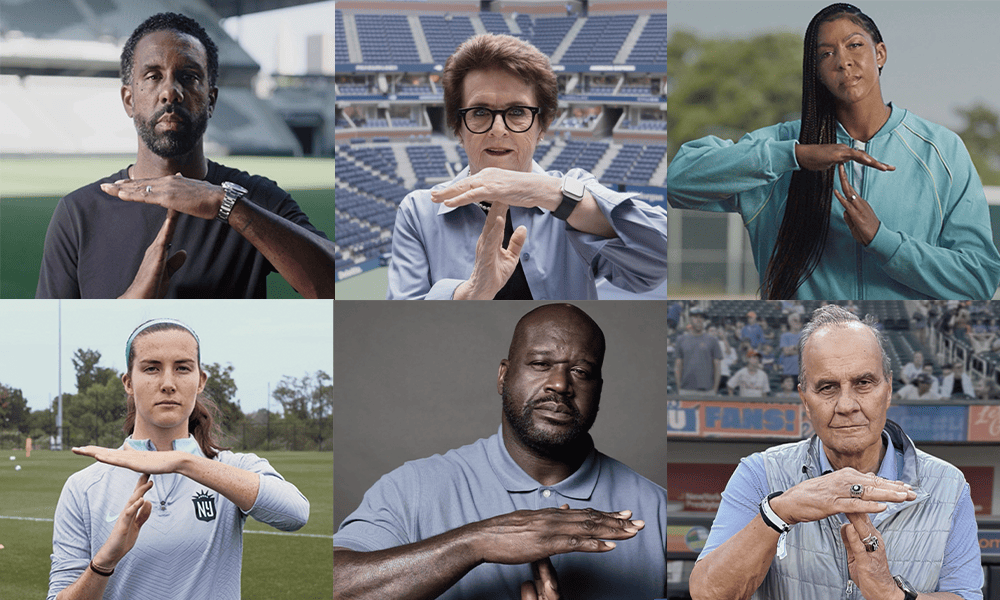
802, 323, 881, 376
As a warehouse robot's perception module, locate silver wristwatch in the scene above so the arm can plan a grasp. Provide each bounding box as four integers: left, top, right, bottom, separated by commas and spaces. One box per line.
217, 181, 247, 223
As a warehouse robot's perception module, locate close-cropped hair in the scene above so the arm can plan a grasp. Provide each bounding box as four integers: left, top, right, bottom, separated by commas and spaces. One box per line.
120, 12, 220, 88
123, 319, 229, 459
442, 33, 559, 137
762, 3, 884, 299
797, 304, 892, 385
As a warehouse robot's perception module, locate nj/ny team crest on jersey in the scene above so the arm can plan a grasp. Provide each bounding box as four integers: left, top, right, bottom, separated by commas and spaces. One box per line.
192, 490, 217, 522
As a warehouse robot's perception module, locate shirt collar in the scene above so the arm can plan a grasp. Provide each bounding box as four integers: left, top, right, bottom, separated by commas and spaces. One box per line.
816, 430, 896, 481
124, 434, 205, 457
486, 425, 601, 501
435, 161, 548, 217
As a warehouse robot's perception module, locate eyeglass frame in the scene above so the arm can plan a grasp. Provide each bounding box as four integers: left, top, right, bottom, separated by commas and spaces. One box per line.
457, 105, 540, 134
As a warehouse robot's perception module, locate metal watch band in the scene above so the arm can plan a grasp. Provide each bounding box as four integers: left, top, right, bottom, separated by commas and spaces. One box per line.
759, 491, 791, 533
217, 181, 247, 223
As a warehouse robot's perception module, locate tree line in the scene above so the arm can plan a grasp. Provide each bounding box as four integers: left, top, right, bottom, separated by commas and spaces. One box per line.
0, 348, 332, 452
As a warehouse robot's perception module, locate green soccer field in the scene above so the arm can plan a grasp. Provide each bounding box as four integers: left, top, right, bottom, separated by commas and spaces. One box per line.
0, 156, 334, 299
0, 449, 332, 599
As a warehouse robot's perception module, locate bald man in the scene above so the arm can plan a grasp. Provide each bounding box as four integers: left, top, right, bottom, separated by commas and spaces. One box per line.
334, 304, 668, 600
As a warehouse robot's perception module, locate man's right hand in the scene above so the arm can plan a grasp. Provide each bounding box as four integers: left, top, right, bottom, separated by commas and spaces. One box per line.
453, 201, 526, 300
92, 474, 153, 569
469, 507, 643, 565
769, 468, 915, 526
794, 143, 895, 172
521, 557, 560, 600
118, 209, 187, 298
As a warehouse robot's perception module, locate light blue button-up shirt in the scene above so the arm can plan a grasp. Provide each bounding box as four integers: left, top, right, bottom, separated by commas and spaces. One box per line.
335, 427, 668, 598
387, 162, 668, 299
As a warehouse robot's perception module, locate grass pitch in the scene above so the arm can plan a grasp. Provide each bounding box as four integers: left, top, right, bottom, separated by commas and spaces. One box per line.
0, 449, 332, 599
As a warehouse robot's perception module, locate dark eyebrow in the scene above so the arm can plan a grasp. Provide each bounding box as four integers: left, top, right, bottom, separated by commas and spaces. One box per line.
139, 61, 204, 74
817, 32, 866, 48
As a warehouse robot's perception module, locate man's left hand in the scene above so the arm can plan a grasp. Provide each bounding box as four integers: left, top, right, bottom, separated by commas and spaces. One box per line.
73, 444, 188, 475
101, 173, 224, 220
431, 168, 559, 212
840, 512, 902, 600
834, 163, 882, 246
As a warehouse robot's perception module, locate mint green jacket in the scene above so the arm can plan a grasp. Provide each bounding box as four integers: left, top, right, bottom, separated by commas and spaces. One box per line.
668, 105, 1000, 299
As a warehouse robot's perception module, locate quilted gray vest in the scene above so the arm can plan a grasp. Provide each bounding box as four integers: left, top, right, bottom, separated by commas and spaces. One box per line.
752, 420, 965, 600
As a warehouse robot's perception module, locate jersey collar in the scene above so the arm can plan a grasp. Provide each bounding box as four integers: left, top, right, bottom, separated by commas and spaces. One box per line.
124, 434, 205, 457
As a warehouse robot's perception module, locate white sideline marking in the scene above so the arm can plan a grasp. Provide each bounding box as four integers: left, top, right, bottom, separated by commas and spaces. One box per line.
0, 515, 333, 539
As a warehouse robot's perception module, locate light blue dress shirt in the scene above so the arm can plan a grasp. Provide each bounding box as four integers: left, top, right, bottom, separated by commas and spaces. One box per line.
387, 161, 668, 299
699, 433, 983, 600
334, 427, 669, 599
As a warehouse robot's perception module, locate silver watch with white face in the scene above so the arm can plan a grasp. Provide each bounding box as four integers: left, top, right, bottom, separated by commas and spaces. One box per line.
217, 181, 247, 223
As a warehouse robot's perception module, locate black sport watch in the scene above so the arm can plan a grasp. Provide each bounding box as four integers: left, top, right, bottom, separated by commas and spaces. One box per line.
893, 575, 918, 600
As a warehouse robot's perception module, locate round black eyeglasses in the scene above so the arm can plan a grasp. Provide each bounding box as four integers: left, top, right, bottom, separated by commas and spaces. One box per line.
458, 106, 540, 134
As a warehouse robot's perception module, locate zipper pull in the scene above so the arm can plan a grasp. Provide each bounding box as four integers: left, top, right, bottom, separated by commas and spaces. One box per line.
846, 579, 854, 595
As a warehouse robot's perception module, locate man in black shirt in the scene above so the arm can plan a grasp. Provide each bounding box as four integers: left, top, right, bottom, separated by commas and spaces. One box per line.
36, 12, 335, 298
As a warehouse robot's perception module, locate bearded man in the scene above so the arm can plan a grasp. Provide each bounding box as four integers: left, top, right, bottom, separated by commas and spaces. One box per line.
333, 304, 667, 599
36, 12, 335, 298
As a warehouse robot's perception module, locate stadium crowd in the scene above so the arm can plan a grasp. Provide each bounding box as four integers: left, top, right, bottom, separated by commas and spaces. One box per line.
669, 300, 1000, 402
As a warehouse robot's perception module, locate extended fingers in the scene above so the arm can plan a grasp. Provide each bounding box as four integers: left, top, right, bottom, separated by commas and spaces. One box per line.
851, 149, 895, 171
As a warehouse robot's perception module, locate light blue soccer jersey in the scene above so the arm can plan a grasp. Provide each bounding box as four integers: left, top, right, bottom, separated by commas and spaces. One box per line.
48, 436, 309, 600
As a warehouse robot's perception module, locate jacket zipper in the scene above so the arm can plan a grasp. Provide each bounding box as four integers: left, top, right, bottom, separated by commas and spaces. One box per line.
853, 138, 867, 300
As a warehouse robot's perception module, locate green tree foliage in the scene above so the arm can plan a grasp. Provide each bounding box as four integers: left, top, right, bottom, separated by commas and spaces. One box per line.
272, 371, 332, 448
668, 30, 803, 158
62, 378, 127, 447
201, 362, 242, 430
956, 103, 1000, 186
0, 383, 30, 434
72, 348, 118, 393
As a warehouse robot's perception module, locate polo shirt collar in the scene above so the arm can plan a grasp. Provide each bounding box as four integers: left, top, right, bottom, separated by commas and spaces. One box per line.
435, 161, 549, 216
816, 430, 896, 481
486, 425, 600, 501
124, 434, 205, 457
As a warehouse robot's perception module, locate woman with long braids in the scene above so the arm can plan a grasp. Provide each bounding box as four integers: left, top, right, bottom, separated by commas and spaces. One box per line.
48, 319, 309, 600
668, 3, 1000, 299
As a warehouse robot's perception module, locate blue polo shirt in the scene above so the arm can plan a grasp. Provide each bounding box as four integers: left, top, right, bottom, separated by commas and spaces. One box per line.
335, 427, 668, 599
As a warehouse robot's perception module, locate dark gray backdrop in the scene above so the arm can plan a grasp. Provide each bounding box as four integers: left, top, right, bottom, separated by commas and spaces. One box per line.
334, 301, 669, 528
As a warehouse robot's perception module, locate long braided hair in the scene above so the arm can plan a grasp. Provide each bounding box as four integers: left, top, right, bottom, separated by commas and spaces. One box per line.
761, 3, 884, 299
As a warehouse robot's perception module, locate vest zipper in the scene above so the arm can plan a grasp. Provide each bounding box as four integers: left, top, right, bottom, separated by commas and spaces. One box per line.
846, 578, 855, 596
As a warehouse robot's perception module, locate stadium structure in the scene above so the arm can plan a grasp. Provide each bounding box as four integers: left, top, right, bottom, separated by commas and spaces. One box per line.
333, 0, 668, 292
0, 0, 332, 157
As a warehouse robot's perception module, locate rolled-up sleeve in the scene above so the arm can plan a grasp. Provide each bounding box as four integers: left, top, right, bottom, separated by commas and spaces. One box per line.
565, 170, 668, 293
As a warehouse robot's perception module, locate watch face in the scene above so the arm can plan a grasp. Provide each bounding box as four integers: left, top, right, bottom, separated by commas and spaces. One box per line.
222, 181, 248, 195
562, 177, 585, 200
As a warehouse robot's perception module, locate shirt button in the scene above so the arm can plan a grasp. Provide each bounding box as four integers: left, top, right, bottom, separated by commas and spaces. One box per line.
522, 252, 530, 261
542, 489, 552, 498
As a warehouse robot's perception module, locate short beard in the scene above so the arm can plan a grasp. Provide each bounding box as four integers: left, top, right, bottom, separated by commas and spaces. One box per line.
501, 383, 597, 456
135, 104, 208, 158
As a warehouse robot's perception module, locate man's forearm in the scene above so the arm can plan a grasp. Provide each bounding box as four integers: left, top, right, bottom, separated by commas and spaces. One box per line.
228, 199, 336, 298
689, 514, 780, 600
334, 525, 482, 600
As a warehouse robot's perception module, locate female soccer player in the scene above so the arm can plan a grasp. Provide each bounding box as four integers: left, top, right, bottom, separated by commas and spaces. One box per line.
48, 319, 309, 600
668, 3, 1000, 299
